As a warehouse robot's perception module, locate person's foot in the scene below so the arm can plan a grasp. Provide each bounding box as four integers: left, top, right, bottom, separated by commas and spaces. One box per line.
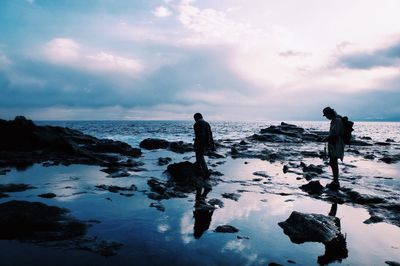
326, 181, 340, 190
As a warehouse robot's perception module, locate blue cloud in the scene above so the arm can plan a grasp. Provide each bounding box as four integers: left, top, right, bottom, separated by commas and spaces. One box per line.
337, 42, 400, 69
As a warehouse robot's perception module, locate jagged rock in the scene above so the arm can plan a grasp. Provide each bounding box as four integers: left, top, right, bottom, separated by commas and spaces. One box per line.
139, 138, 169, 150
278, 211, 340, 244
0, 116, 142, 168
214, 225, 239, 233
363, 215, 384, 224
38, 193, 57, 199
150, 202, 165, 212
253, 171, 269, 178
0, 200, 87, 241
386, 261, 400, 266
349, 140, 372, 146
301, 162, 324, 174
385, 138, 395, 143
300, 181, 324, 195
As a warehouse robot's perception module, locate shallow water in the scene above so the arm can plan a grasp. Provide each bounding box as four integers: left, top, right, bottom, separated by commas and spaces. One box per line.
1, 121, 400, 265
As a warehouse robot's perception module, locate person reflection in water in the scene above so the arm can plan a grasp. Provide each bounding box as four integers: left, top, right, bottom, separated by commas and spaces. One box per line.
193, 113, 215, 178
193, 185, 213, 239
318, 202, 348, 265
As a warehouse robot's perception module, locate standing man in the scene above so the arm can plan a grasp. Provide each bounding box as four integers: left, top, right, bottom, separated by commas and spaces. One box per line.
193, 113, 215, 178
323, 107, 344, 190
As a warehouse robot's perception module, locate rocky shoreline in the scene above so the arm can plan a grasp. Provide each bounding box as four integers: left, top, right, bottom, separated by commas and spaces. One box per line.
0, 116, 399, 264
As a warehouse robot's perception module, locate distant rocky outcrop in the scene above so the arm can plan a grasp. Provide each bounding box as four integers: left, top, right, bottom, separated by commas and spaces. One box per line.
0, 116, 142, 168
140, 138, 193, 153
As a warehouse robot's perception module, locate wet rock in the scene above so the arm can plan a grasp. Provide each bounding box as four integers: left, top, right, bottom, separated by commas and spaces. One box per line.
0, 168, 11, 175
222, 193, 241, 201
214, 225, 239, 233
207, 151, 225, 159
95, 184, 137, 193
253, 171, 269, 178
106, 170, 131, 178
268, 263, 284, 266
0, 183, 36, 193
364, 154, 375, 160
386, 138, 395, 143
0, 200, 87, 241
363, 215, 384, 224
317, 234, 348, 265
0, 116, 142, 168
167, 161, 199, 181
360, 136, 372, 140
38, 193, 57, 199
301, 162, 324, 174
168, 141, 193, 153
379, 154, 400, 164
376, 142, 391, 146
158, 157, 172, 166
139, 138, 169, 150
345, 190, 385, 205
300, 181, 324, 195
278, 211, 340, 244
150, 202, 165, 212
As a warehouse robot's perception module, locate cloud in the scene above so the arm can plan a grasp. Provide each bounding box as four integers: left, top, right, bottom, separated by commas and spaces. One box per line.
337, 40, 400, 69
152, 6, 172, 17
43, 38, 144, 75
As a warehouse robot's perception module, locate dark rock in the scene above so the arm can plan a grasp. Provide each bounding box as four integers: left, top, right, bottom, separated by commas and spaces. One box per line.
139, 138, 169, 150
317, 234, 348, 265
376, 142, 391, 146
300, 181, 324, 195
0, 183, 36, 193
0, 116, 142, 168
346, 190, 385, 205
253, 171, 269, 178
360, 136, 372, 140
278, 211, 340, 244
379, 154, 400, 164
301, 162, 324, 174
268, 263, 284, 266
349, 140, 372, 146
214, 225, 239, 233
0, 200, 87, 241
106, 170, 131, 178
207, 151, 225, 159
364, 154, 375, 160
0, 168, 11, 175
147, 179, 167, 195
283, 165, 289, 173
386, 138, 395, 143
158, 157, 172, 166
222, 193, 241, 201
38, 193, 57, 199
167, 161, 199, 181
363, 215, 384, 224
0, 193, 9, 198
168, 141, 193, 153
95, 184, 137, 193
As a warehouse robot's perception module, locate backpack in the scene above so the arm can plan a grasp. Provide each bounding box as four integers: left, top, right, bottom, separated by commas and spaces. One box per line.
341, 116, 354, 144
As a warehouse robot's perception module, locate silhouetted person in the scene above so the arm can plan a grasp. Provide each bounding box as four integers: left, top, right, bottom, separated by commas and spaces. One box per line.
193, 185, 213, 239
193, 113, 215, 178
323, 107, 344, 190
318, 202, 348, 265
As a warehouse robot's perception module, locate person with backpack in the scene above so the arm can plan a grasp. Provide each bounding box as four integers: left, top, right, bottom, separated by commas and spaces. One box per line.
193, 113, 215, 178
323, 107, 345, 190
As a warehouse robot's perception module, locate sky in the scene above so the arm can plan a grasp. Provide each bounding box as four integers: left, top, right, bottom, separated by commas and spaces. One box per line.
0, 0, 399, 121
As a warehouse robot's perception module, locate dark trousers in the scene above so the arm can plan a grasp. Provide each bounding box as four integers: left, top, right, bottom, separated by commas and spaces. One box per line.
329, 157, 339, 182
195, 148, 209, 177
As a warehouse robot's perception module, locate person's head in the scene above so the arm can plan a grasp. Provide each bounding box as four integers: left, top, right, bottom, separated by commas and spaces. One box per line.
322, 107, 336, 120
193, 113, 203, 121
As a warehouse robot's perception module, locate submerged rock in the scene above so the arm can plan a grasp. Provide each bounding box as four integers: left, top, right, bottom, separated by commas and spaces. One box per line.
379, 154, 400, 164
278, 211, 340, 244
95, 184, 137, 193
222, 193, 241, 201
158, 157, 172, 166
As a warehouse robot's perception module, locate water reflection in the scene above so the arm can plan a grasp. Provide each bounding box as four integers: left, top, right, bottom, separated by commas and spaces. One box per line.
318, 202, 348, 265
193, 184, 214, 239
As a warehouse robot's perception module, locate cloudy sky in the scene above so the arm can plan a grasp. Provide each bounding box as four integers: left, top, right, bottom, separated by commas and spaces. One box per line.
0, 0, 399, 121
